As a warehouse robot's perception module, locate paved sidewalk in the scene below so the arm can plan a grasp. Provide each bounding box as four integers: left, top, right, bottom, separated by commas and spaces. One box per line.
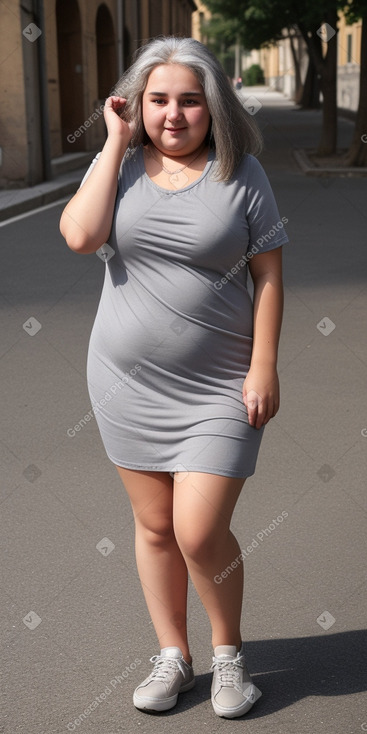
0, 167, 89, 223
1, 89, 366, 734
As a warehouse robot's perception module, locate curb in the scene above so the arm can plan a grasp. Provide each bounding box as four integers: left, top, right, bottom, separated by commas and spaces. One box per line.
0, 167, 90, 223
0, 180, 79, 223
293, 148, 367, 177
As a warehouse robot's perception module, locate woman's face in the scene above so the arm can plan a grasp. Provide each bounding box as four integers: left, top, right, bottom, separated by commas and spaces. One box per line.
142, 64, 211, 157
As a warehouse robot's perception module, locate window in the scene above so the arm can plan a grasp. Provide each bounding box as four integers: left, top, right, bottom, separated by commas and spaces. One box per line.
347, 34, 352, 63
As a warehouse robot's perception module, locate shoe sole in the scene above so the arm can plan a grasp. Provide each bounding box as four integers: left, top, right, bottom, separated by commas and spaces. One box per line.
212, 687, 257, 718
133, 677, 195, 712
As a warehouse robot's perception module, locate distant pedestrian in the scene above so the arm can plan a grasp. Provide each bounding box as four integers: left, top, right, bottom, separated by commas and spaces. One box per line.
235, 76, 243, 89
60, 36, 288, 719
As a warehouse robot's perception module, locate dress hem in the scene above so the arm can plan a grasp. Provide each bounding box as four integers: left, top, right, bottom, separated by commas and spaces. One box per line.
108, 454, 254, 479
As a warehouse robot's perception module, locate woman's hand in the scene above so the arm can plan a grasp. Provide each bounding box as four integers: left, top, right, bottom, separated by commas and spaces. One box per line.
103, 96, 135, 144
242, 364, 280, 429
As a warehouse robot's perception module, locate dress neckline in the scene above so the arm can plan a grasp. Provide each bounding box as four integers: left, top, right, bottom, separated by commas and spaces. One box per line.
138, 144, 216, 194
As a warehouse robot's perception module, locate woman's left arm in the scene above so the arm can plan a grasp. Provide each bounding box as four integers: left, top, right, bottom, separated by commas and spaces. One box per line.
243, 247, 284, 429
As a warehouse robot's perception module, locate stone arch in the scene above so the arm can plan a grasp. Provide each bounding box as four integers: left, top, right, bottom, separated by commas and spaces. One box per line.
96, 3, 118, 99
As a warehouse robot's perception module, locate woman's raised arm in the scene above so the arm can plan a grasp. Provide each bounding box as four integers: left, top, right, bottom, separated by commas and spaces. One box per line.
59, 97, 134, 254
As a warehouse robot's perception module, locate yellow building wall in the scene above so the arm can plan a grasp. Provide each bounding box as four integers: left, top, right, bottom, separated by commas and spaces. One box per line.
337, 13, 361, 65
1, 0, 197, 186
192, 1, 211, 42
0, 3, 29, 186
44, 0, 117, 159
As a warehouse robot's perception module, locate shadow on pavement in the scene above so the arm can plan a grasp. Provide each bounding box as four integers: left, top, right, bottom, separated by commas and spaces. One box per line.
140, 630, 367, 718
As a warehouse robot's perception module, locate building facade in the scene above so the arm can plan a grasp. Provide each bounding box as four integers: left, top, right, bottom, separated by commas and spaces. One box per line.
191, 0, 211, 42
258, 14, 361, 111
0, 0, 197, 188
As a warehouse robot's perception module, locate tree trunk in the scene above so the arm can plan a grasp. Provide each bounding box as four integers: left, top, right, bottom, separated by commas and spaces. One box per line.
298, 10, 338, 154
299, 55, 320, 108
316, 10, 338, 155
345, 15, 367, 166
289, 29, 303, 103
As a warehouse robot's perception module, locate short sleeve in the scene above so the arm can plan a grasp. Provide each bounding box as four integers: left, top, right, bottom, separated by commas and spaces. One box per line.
245, 155, 289, 253
78, 149, 132, 189
78, 152, 102, 188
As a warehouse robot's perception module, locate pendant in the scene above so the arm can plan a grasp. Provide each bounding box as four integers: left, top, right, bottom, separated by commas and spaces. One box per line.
169, 170, 189, 189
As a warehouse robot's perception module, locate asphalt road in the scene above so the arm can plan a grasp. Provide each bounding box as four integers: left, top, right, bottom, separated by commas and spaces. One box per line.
1, 91, 367, 734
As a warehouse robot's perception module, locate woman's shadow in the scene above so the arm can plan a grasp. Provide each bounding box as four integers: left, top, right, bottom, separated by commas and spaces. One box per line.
150, 630, 367, 718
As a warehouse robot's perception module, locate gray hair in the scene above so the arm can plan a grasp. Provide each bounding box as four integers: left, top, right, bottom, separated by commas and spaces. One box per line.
111, 36, 263, 181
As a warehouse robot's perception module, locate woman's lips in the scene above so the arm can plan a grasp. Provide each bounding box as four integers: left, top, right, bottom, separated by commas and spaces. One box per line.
165, 127, 186, 132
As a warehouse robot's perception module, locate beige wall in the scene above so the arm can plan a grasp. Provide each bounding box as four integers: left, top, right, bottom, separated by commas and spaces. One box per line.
1, 0, 197, 188
45, 0, 117, 159
192, 1, 211, 42
337, 13, 361, 66
0, 3, 28, 186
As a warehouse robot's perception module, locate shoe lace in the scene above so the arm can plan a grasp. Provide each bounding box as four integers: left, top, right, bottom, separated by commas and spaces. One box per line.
149, 655, 186, 681
211, 655, 245, 693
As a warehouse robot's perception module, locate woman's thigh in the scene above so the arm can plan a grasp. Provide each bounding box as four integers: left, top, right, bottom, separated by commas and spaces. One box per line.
115, 466, 174, 535
172, 471, 246, 557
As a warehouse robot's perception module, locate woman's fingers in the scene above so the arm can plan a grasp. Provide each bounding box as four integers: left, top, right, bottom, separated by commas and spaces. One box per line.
103, 96, 133, 143
243, 388, 279, 429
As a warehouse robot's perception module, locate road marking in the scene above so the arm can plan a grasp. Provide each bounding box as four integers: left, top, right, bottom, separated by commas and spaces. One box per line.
0, 196, 70, 228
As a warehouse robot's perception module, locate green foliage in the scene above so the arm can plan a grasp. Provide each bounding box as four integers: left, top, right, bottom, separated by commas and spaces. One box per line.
205, 0, 292, 48
205, 0, 363, 46
200, 12, 240, 47
242, 64, 265, 85
200, 13, 240, 73
342, 0, 367, 24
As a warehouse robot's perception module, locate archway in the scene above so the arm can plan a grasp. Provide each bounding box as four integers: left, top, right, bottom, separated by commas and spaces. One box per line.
96, 4, 117, 100
56, 0, 84, 152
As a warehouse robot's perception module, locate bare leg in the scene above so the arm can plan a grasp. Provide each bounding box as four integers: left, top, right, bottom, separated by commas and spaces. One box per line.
115, 466, 192, 663
173, 472, 246, 651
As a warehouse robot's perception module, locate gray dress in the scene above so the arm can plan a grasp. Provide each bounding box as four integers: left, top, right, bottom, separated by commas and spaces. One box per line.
84, 146, 289, 477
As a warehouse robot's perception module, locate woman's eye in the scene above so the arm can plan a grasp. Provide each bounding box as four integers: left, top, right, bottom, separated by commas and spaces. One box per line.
151, 99, 198, 106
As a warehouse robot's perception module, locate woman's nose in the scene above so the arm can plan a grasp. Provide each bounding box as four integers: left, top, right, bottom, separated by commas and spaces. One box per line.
166, 102, 181, 121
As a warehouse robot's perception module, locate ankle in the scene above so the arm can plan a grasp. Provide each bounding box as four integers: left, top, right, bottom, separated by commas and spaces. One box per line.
177, 650, 192, 666
159, 644, 192, 666
212, 637, 242, 653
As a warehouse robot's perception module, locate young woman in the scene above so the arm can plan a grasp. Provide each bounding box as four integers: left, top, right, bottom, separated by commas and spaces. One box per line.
60, 36, 288, 719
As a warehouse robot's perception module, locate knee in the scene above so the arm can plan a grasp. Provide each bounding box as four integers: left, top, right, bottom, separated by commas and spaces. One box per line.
174, 525, 221, 564
136, 516, 175, 549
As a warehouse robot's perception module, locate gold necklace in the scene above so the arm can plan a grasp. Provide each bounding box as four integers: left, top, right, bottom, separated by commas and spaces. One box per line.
147, 143, 206, 176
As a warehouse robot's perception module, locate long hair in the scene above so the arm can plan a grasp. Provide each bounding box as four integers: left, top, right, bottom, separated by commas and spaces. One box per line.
111, 36, 263, 181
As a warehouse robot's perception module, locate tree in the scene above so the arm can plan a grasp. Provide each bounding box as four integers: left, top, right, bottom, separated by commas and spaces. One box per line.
296, 6, 339, 154
205, 0, 340, 155
343, 2, 367, 166
299, 55, 321, 109
200, 14, 241, 76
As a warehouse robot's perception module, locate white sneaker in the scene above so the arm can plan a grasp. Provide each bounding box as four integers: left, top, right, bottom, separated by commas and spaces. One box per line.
133, 646, 195, 712
211, 643, 260, 718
